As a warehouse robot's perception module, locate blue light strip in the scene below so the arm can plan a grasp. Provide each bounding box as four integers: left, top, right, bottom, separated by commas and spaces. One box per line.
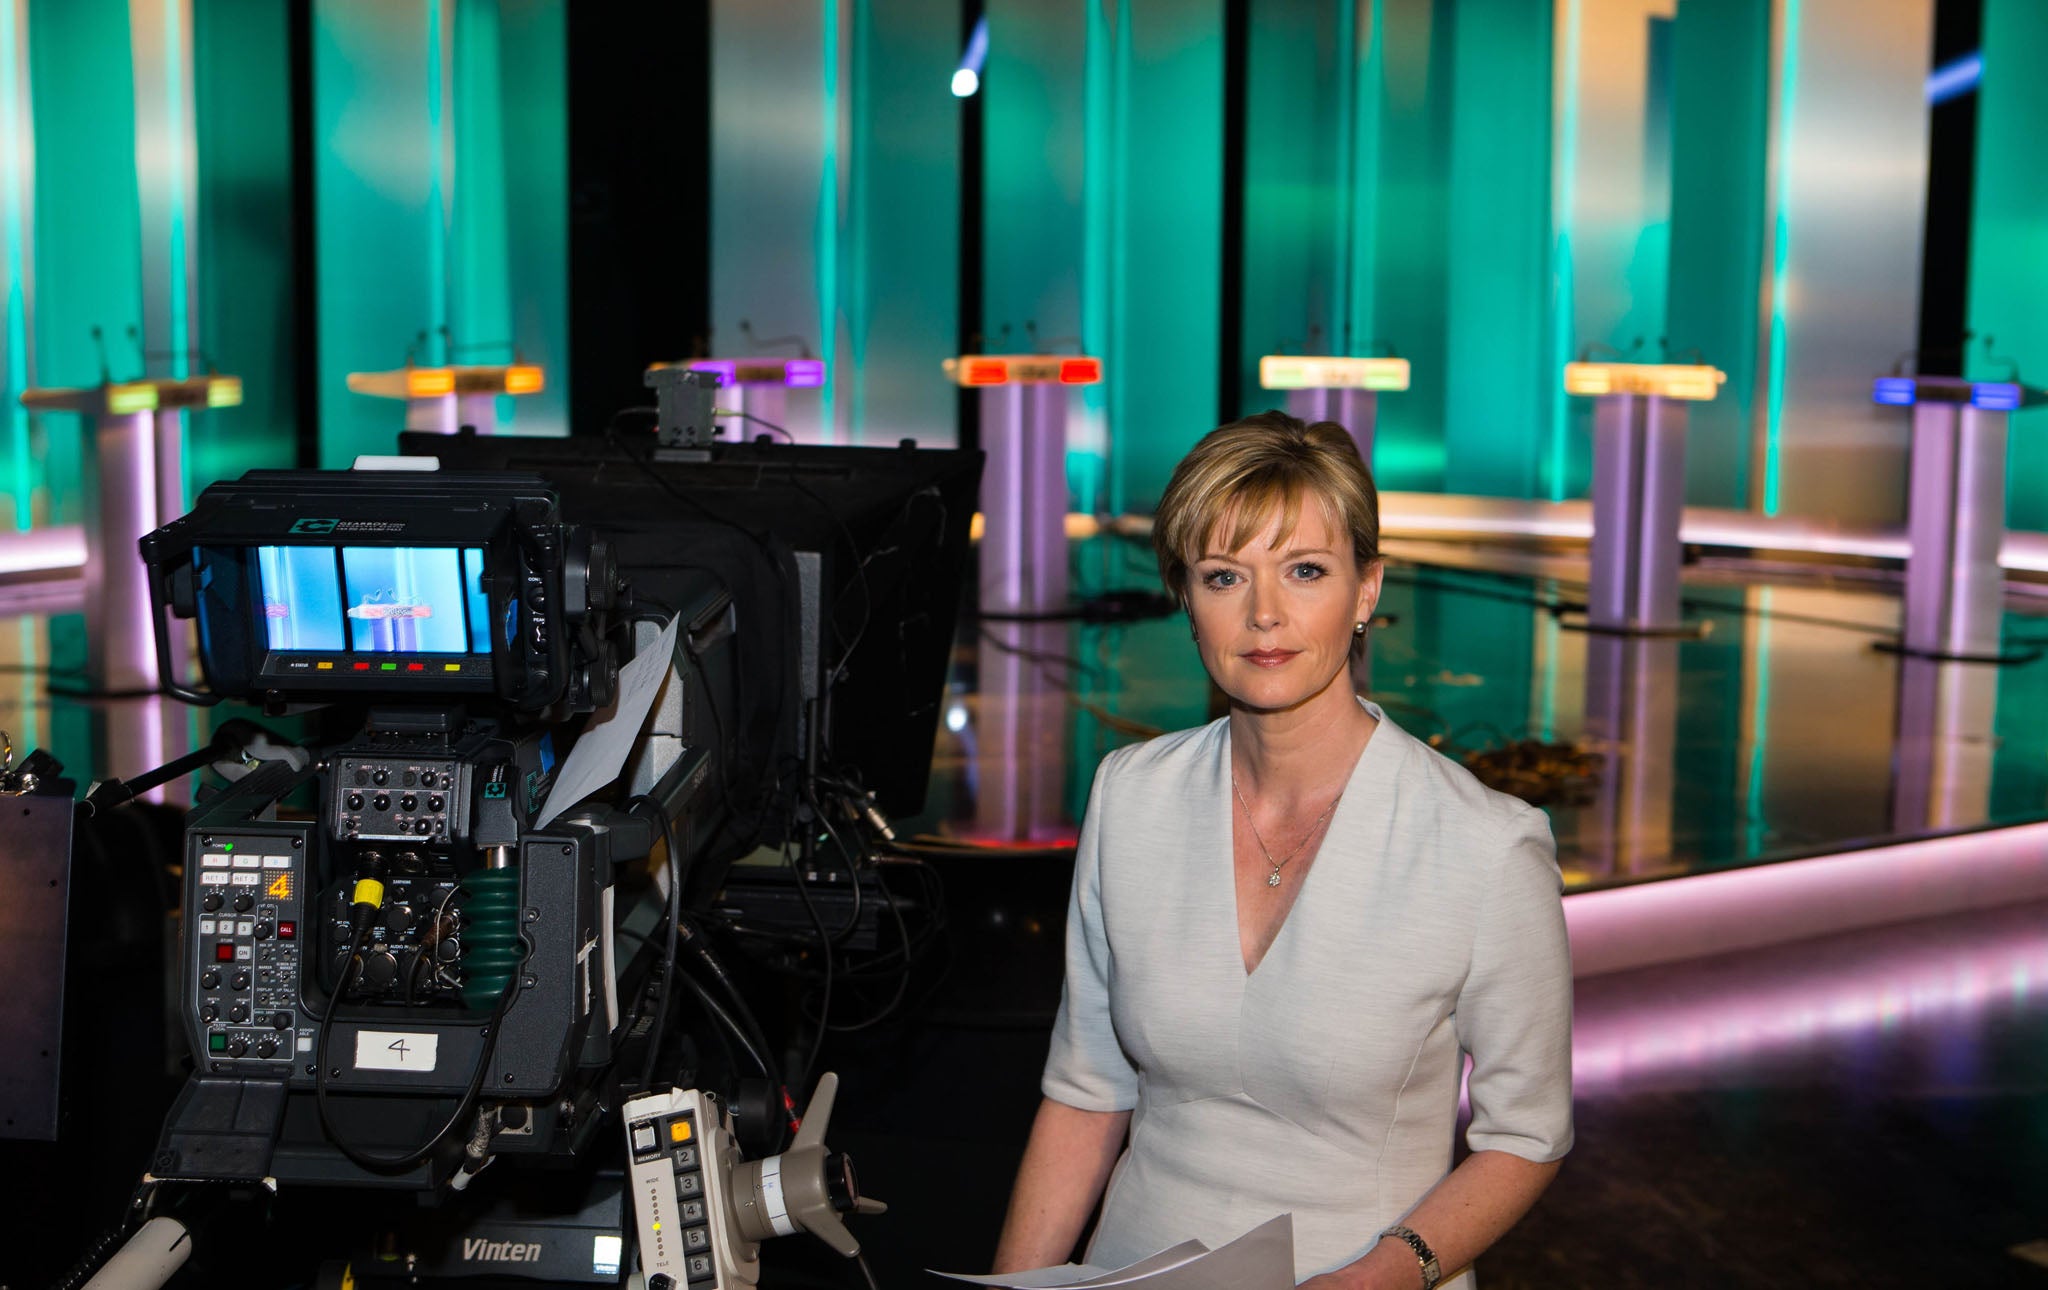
1972, 382, 2022, 411
1926, 50, 1981, 106
1871, 376, 1916, 406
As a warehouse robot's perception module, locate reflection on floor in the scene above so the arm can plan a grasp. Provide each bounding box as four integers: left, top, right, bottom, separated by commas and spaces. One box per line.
914, 544, 2048, 892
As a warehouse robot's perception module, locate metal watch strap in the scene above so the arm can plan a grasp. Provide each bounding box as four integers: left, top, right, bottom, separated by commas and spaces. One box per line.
1379, 1224, 1442, 1290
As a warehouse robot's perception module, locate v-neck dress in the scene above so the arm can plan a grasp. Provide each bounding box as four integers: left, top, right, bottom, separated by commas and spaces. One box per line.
1041, 702, 1573, 1286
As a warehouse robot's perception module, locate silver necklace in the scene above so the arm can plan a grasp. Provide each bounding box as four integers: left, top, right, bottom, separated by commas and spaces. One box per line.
1231, 773, 1342, 887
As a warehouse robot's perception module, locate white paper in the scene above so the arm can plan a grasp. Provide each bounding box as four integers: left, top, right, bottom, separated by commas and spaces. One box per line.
353, 1029, 441, 1072
536, 615, 677, 828
933, 1216, 1292, 1290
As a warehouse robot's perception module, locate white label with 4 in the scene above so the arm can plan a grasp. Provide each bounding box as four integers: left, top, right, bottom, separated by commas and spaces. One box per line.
354, 1030, 440, 1072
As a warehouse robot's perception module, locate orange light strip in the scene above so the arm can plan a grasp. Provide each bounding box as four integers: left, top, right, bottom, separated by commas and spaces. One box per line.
1563, 362, 1726, 402
942, 354, 1105, 387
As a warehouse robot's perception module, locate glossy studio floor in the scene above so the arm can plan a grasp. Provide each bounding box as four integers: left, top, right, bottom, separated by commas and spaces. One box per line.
6, 532, 2048, 1287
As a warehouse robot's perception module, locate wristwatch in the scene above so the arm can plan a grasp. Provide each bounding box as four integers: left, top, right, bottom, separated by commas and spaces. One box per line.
1378, 1224, 1441, 1290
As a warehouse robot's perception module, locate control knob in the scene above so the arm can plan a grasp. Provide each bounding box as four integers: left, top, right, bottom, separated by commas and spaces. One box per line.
372, 793, 390, 812
200, 969, 221, 990
228, 1003, 249, 1023
256, 1037, 278, 1059
230, 969, 251, 990
272, 1012, 292, 1030
226, 1036, 249, 1058
199, 1003, 219, 1023
345, 792, 364, 811
400, 794, 417, 813
201, 893, 223, 913
372, 768, 390, 786
232, 892, 254, 913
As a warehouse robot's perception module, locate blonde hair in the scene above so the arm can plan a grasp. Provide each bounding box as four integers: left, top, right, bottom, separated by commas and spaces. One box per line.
1152, 410, 1380, 595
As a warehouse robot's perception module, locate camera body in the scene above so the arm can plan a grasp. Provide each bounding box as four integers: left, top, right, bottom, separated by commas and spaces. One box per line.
143, 471, 733, 1187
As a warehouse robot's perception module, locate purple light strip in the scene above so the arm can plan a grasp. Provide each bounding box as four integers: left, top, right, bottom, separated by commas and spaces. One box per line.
0, 524, 86, 576
1564, 821, 2048, 978
1572, 907, 2048, 1092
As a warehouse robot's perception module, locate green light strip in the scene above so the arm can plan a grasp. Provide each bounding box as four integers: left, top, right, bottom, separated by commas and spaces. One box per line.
815, 0, 840, 444
1078, 0, 1114, 511
161, 0, 187, 379
1548, 0, 1583, 503
425, 0, 447, 363
1343, 0, 1385, 355
1743, 586, 1773, 857
1, 0, 29, 532
1761, 0, 1798, 517
844, 0, 868, 443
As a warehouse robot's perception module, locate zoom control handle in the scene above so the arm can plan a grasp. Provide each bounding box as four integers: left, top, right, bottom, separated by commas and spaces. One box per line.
729, 1073, 885, 1256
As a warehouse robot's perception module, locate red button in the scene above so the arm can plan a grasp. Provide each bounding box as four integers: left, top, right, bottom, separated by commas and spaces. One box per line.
277, 921, 296, 940
353, 662, 371, 671
407, 663, 424, 671
215, 942, 235, 962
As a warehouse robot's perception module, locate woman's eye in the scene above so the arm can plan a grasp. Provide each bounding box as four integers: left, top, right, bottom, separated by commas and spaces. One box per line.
1201, 568, 1241, 589
1291, 562, 1327, 581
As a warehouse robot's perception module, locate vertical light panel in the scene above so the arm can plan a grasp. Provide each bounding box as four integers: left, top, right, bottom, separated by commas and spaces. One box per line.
982, 0, 1086, 352
28, 0, 144, 524
712, 0, 958, 448
313, 0, 442, 465
1366, 0, 1453, 491
1240, 0, 1349, 406
1108, 0, 1225, 510
710, 0, 832, 443
844, 0, 957, 449
1967, 0, 2048, 530
1443, 0, 1552, 498
1664, 0, 1770, 509
193, 0, 297, 481
129, 0, 199, 516
0, 0, 34, 532
496, 0, 568, 436
1753, 0, 1932, 523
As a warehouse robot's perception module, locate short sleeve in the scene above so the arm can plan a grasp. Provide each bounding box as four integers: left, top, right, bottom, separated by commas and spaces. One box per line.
1041, 754, 1141, 1112
1454, 805, 1574, 1161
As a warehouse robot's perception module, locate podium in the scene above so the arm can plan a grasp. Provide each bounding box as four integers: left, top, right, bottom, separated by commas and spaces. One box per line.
1564, 362, 1726, 634
1871, 375, 2046, 661
657, 357, 825, 443
346, 364, 544, 436
1257, 355, 1409, 465
20, 374, 241, 692
944, 354, 1103, 615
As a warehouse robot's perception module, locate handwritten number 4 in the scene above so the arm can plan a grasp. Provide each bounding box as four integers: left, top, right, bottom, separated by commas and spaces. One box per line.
388, 1039, 410, 1061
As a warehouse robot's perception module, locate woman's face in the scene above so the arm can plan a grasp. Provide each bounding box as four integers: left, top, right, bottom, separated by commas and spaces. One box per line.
1185, 497, 1381, 717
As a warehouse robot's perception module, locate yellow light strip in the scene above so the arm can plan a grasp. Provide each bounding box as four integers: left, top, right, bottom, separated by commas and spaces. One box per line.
1257, 355, 1411, 392
1563, 362, 1727, 402
347, 365, 545, 401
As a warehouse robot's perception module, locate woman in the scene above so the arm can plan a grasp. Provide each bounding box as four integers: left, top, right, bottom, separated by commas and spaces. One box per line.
993, 412, 1572, 1289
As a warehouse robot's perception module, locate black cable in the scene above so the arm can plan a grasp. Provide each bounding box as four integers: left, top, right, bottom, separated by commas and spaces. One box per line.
630, 794, 686, 1091
673, 969, 772, 1079
720, 408, 796, 442
784, 838, 834, 1097
314, 916, 521, 1172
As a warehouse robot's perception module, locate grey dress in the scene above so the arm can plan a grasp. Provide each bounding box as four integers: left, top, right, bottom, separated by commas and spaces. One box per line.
1042, 702, 1573, 1286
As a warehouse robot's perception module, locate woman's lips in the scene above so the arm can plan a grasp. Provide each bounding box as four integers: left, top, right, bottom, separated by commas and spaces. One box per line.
1241, 649, 1299, 668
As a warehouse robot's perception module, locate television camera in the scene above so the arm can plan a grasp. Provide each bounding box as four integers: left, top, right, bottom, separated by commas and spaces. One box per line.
56, 441, 978, 1289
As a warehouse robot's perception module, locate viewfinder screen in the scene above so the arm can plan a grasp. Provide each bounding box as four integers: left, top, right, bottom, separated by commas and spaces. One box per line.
254, 545, 487, 656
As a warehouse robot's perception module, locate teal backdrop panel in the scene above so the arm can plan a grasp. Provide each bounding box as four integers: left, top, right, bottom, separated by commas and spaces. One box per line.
1107, 0, 1225, 511
496, 0, 567, 434
1443, 0, 1551, 499
193, 0, 297, 486
845, 0, 958, 448
27, 0, 143, 527
313, 0, 442, 466
982, 0, 1086, 353
1239, 0, 1346, 406
1, 0, 36, 533
1969, 0, 2048, 530
1664, 0, 1769, 510
1367, 0, 1455, 492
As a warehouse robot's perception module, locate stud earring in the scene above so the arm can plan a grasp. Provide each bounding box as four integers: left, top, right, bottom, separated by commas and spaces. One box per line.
1353, 620, 1367, 636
